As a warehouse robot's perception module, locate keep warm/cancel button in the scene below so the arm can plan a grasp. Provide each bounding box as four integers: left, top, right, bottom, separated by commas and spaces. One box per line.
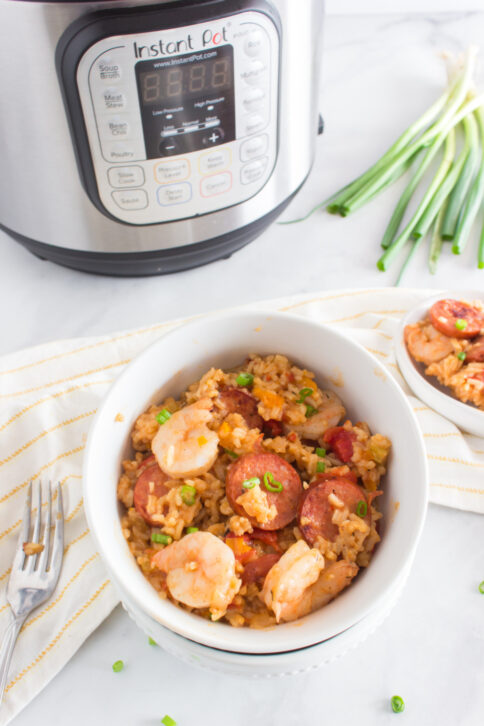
200, 172, 232, 198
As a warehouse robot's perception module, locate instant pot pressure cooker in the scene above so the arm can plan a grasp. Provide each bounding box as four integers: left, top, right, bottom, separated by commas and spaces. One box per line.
0, 0, 324, 275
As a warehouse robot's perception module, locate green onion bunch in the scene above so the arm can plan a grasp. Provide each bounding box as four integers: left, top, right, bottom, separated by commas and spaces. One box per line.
286, 46, 484, 282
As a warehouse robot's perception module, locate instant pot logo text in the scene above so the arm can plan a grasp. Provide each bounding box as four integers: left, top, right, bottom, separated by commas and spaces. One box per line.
133, 27, 229, 58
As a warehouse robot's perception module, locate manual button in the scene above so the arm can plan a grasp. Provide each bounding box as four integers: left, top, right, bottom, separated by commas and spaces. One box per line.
112, 189, 148, 210
108, 166, 144, 188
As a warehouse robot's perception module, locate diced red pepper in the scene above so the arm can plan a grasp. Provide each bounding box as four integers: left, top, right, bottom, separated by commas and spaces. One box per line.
287, 432, 298, 443
263, 419, 284, 438
322, 427, 356, 463
471, 371, 484, 383
224, 533, 256, 564
251, 528, 282, 553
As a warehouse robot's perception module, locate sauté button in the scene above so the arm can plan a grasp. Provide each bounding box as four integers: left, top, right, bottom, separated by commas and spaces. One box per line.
108, 166, 144, 188
112, 189, 148, 210
200, 172, 232, 197
157, 183, 192, 206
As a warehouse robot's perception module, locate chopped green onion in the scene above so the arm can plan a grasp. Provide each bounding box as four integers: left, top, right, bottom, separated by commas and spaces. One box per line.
315, 447, 326, 457
356, 500, 368, 518
305, 404, 317, 418
455, 318, 468, 331
148, 637, 157, 646
479, 581, 484, 594
151, 532, 172, 545
297, 387, 313, 403
263, 471, 283, 493
457, 351, 467, 361
391, 696, 405, 714
156, 408, 172, 425
186, 526, 199, 534
181, 485, 197, 506
242, 477, 260, 489
161, 716, 177, 726
224, 449, 239, 459
316, 462, 326, 473
236, 372, 254, 387
112, 660, 124, 673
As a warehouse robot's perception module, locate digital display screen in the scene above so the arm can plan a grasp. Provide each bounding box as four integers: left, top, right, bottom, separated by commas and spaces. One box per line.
138, 55, 233, 105
135, 47, 236, 160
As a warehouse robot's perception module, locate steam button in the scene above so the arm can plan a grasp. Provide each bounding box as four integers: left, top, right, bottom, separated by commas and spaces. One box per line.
240, 134, 268, 162
245, 114, 266, 135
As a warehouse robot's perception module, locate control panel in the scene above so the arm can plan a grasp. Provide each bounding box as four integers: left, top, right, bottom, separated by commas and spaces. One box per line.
75, 11, 279, 225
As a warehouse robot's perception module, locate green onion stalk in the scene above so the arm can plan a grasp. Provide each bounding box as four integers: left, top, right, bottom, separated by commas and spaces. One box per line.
452, 106, 484, 255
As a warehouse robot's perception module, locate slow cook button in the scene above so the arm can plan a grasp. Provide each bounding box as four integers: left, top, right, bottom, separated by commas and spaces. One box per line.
100, 115, 131, 139
105, 142, 136, 162
199, 148, 231, 175
240, 134, 268, 162
96, 56, 122, 83
102, 88, 127, 111
112, 189, 148, 210
108, 165, 144, 188
155, 159, 190, 184
157, 183, 192, 206
241, 157, 268, 185
200, 172, 232, 197
240, 60, 266, 86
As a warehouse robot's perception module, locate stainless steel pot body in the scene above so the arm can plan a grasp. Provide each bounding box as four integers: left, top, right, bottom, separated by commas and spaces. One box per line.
0, 0, 324, 273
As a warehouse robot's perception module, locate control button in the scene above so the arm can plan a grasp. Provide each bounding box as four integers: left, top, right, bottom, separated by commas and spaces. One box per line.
243, 87, 266, 113
244, 114, 266, 135
100, 115, 131, 139
159, 138, 180, 156
105, 142, 136, 162
244, 30, 264, 57
96, 56, 122, 82
155, 159, 190, 184
108, 165, 144, 188
202, 128, 224, 146
241, 157, 269, 185
157, 183, 192, 206
200, 172, 232, 198
240, 134, 269, 162
240, 60, 266, 86
102, 88, 127, 111
112, 189, 148, 210
199, 148, 231, 175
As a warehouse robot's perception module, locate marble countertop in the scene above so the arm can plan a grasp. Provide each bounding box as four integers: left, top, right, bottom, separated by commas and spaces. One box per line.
2, 9, 484, 726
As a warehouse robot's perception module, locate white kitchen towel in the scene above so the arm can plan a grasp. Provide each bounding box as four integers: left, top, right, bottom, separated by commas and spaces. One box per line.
0, 286, 483, 724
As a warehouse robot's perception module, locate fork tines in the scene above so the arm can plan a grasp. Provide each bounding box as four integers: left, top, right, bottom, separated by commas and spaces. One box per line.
15, 481, 64, 576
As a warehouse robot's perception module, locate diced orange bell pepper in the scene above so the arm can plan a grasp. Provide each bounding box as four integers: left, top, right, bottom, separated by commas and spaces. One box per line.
252, 386, 284, 409
224, 533, 256, 564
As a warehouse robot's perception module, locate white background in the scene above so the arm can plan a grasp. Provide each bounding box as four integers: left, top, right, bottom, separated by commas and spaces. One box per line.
1, 3, 484, 726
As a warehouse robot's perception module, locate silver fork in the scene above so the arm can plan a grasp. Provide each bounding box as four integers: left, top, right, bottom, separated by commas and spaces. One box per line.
0, 481, 64, 704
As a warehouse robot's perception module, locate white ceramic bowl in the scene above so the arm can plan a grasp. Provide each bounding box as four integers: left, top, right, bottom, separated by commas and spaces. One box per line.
83, 310, 428, 669
395, 291, 484, 438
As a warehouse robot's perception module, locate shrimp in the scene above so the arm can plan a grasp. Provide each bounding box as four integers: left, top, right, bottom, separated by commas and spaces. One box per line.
151, 531, 241, 619
284, 390, 345, 440
404, 322, 454, 366
152, 398, 219, 478
261, 540, 325, 622
262, 544, 358, 622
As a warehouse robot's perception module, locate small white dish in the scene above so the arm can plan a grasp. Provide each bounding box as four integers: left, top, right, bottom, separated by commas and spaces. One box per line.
83, 310, 428, 671
395, 291, 484, 438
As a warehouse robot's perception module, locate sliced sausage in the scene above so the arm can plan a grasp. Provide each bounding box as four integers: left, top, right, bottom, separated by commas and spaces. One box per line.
429, 299, 484, 339
251, 528, 282, 552
322, 427, 356, 463
133, 463, 169, 526
226, 452, 303, 531
466, 336, 484, 362
242, 553, 281, 585
311, 469, 358, 486
218, 387, 263, 430
298, 478, 370, 545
